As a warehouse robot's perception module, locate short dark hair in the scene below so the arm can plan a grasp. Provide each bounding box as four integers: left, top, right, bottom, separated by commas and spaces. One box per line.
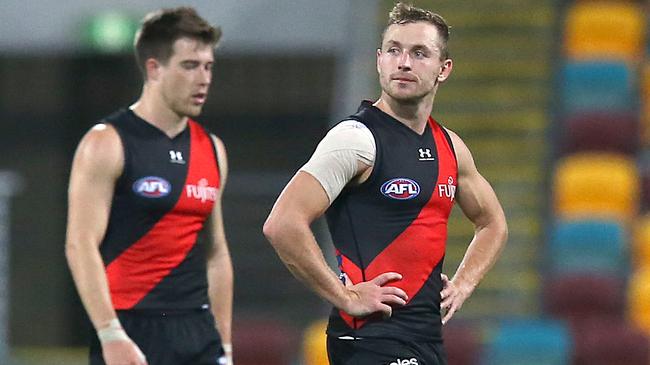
383, 2, 450, 60
134, 7, 222, 78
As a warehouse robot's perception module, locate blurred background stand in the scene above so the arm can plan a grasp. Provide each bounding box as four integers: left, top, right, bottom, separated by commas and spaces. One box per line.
0, 171, 23, 365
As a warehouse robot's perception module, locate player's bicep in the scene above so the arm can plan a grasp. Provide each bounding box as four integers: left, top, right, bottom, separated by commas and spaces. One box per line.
66, 125, 123, 248
210, 134, 228, 192
456, 171, 502, 228
206, 198, 229, 260
206, 135, 229, 253
448, 129, 502, 228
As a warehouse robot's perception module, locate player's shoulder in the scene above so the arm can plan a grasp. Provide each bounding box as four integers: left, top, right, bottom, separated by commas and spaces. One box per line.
439, 127, 477, 174
441, 126, 468, 151
335, 119, 369, 130
319, 119, 375, 153
82, 123, 120, 147
75, 123, 123, 168
205, 130, 225, 151
441, 126, 459, 140
328, 119, 373, 139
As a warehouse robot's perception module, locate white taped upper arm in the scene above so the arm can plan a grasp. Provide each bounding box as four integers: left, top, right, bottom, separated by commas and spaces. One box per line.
300, 120, 376, 203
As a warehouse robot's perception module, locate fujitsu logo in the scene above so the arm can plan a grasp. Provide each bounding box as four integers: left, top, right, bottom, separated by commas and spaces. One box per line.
185, 178, 218, 203
438, 175, 456, 201
390, 358, 418, 365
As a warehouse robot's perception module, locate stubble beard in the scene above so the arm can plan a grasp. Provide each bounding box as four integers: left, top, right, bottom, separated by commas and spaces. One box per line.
185, 105, 203, 118
173, 99, 203, 118
380, 73, 437, 106
384, 85, 432, 106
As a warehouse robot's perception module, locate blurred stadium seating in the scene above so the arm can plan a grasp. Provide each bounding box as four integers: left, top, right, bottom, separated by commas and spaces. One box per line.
628, 268, 650, 335
553, 153, 639, 220
571, 318, 650, 365
564, 1, 645, 62
232, 316, 299, 365
543, 274, 625, 327
302, 319, 328, 365
482, 319, 572, 365
540, 1, 650, 364
562, 112, 638, 155
561, 61, 635, 115
442, 322, 482, 365
547, 219, 628, 276
633, 215, 650, 270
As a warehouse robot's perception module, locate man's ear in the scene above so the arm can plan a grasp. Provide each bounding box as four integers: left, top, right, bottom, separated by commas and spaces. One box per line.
145, 58, 162, 82
437, 59, 453, 82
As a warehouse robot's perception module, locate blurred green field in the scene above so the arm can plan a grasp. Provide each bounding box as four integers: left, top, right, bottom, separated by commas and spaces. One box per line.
11, 347, 86, 365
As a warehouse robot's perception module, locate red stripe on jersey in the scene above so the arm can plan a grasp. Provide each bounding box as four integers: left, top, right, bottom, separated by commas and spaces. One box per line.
107, 120, 220, 309
339, 119, 457, 329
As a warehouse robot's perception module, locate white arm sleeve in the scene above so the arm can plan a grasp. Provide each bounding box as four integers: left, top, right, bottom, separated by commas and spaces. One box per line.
300, 120, 376, 203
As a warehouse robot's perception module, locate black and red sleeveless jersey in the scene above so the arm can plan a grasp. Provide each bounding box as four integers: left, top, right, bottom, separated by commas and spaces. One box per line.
101, 109, 220, 310
325, 101, 458, 342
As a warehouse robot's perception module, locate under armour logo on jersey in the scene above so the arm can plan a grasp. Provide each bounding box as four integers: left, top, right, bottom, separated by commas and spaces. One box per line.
418, 148, 435, 161
169, 150, 185, 164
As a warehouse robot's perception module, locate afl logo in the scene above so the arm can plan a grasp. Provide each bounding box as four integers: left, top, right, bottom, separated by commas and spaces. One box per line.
133, 176, 171, 198
381, 178, 420, 200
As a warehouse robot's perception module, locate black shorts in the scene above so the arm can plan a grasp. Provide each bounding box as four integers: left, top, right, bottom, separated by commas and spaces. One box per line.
90, 309, 225, 365
327, 336, 447, 365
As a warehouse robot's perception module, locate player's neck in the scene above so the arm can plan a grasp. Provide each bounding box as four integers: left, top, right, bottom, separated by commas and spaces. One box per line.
131, 87, 188, 138
374, 94, 435, 135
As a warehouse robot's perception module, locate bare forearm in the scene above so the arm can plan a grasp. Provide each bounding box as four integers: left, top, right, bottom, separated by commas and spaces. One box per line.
65, 243, 117, 330
264, 223, 348, 310
452, 220, 508, 291
207, 254, 233, 344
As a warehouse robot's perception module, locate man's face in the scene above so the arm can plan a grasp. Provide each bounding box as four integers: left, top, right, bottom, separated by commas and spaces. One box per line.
377, 22, 451, 104
159, 37, 214, 118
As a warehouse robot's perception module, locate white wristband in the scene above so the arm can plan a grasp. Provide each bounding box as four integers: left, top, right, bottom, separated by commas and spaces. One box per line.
97, 318, 129, 343
223, 343, 232, 353
97, 318, 147, 362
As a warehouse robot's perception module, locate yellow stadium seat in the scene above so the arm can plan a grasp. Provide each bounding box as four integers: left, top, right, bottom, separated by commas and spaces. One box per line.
628, 268, 650, 335
564, 2, 646, 62
643, 64, 650, 146
634, 215, 650, 270
554, 153, 639, 220
303, 319, 328, 365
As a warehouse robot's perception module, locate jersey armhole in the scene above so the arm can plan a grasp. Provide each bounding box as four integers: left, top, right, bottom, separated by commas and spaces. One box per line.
439, 125, 459, 196
440, 126, 457, 164
203, 128, 222, 183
